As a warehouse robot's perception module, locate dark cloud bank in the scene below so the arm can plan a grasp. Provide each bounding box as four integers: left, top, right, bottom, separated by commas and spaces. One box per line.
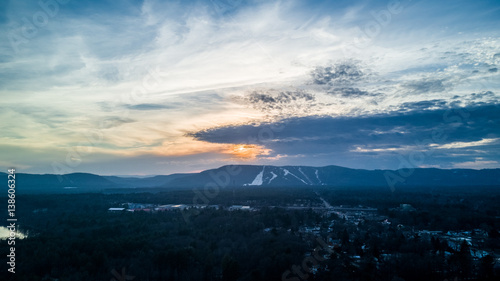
190, 104, 500, 166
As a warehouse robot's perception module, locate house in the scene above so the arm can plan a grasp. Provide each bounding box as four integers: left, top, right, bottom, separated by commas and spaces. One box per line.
229, 205, 252, 211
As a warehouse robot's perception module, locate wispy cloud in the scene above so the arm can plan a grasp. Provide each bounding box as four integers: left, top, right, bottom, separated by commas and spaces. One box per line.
0, 0, 499, 174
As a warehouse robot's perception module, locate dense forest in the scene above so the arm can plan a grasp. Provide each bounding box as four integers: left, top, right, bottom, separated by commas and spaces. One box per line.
1, 186, 499, 280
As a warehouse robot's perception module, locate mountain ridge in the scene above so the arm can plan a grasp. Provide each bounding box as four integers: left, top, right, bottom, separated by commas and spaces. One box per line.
1, 165, 499, 194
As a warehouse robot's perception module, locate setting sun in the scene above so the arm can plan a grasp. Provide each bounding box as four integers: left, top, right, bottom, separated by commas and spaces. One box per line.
227, 144, 271, 159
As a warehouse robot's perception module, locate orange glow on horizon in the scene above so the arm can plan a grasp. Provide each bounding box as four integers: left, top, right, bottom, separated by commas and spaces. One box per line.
226, 144, 271, 159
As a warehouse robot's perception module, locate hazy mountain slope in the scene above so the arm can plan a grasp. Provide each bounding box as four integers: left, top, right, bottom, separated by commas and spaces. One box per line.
104, 173, 193, 188
163, 165, 500, 188
2, 165, 499, 194
8, 172, 118, 193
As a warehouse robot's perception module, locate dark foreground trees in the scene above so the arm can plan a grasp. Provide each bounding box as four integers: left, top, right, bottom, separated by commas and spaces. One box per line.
0, 187, 498, 281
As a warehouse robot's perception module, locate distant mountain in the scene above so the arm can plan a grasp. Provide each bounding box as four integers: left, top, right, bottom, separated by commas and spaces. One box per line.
1, 172, 118, 193
162, 165, 500, 188
2, 165, 499, 194
104, 173, 193, 188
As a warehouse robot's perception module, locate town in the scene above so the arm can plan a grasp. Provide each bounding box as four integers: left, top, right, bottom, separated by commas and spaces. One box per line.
3, 185, 499, 281
101, 188, 499, 281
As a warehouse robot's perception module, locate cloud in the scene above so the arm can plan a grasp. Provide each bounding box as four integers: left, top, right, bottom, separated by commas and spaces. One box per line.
328, 87, 380, 97
430, 138, 499, 149
99, 117, 135, 129
231, 88, 316, 118
209, 0, 246, 16
396, 99, 449, 112
311, 61, 364, 85
1, 0, 500, 174
247, 89, 314, 107
403, 78, 446, 94
125, 104, 173, 110
470, 91, 496, 100
190, 104, 500, 168
453, 160, 500, 169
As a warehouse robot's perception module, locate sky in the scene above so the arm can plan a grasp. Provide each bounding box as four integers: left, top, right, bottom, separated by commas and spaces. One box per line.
0, 0, 499, 175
